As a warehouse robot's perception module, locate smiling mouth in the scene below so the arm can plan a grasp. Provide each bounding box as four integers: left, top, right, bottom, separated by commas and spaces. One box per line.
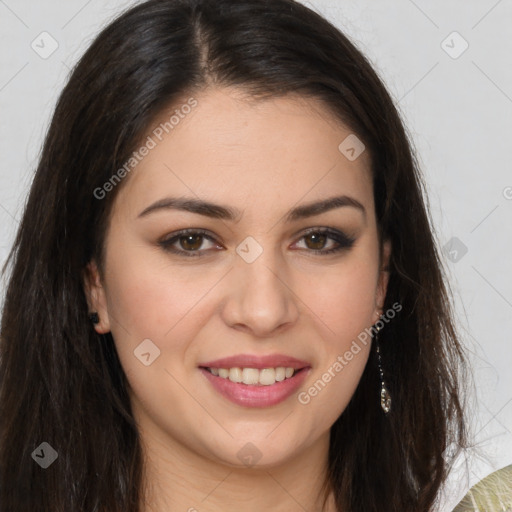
200, 366, 306, 386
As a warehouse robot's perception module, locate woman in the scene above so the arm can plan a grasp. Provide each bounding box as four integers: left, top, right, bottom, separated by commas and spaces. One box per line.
0, 0, 469, 510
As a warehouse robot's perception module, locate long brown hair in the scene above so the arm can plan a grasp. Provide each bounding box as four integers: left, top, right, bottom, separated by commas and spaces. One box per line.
0, 0, 469, 510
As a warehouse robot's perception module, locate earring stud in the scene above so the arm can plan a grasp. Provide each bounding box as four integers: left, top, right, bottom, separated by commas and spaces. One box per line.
88, 312, 99, 324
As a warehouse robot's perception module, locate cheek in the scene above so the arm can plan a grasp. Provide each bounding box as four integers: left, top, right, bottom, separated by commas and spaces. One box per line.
335, 266, 376, 333
302, 254, 379, 342
102, 244, 227, 405
296, 261, 376, 426
104, 246, 217, 340
294, 247, 378, 409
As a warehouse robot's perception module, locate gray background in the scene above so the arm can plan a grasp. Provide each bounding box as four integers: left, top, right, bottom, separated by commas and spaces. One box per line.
1, 1, 511, 509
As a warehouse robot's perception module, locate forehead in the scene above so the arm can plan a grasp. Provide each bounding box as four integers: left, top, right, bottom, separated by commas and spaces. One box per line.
113, 87, 373, 220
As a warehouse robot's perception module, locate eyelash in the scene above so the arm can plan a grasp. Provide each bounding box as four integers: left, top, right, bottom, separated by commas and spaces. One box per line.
158, 228, 356, 258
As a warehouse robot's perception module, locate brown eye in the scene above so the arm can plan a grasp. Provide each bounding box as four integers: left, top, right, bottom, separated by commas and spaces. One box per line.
159, 229, 220, 257
178, 234, 204, 251
294, 228, 356, 255
303, 232, 328, 251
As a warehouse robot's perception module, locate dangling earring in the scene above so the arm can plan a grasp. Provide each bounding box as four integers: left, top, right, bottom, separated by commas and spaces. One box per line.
375, 325, 391, 414
89, 312, 99, 324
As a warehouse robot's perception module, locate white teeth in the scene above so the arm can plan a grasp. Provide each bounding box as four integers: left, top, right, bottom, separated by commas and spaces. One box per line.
275, 367, 285, 381
242, 368, 259, 385
207, 366, 298, 386
259, 368, 275, 385
228, 367, 242, 383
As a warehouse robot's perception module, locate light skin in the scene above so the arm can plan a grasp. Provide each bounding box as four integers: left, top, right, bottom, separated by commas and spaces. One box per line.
84, 86, 391, 512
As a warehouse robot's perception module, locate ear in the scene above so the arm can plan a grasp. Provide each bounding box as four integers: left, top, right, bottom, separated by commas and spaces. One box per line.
82, 259, 111, 334
373, 239, 391, 324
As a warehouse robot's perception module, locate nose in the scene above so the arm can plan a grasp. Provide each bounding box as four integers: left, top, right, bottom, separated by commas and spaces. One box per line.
220, 242, 300, 338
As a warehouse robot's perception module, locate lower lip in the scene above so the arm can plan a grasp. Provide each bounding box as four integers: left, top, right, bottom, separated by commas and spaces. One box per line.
199, 367, 311, 408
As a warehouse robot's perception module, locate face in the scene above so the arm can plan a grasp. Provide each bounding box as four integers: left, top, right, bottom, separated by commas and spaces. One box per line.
84, 86, 390, 470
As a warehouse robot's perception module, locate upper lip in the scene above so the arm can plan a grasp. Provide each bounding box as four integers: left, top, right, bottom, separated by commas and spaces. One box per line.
199, 354, 311, 370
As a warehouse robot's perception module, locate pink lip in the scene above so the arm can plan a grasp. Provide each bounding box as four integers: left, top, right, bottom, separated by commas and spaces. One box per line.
199, 367, 311, 408
199, 353, 310, 370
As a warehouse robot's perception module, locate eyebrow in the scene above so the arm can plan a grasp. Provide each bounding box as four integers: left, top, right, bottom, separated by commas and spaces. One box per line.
137, 194, 366, 223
